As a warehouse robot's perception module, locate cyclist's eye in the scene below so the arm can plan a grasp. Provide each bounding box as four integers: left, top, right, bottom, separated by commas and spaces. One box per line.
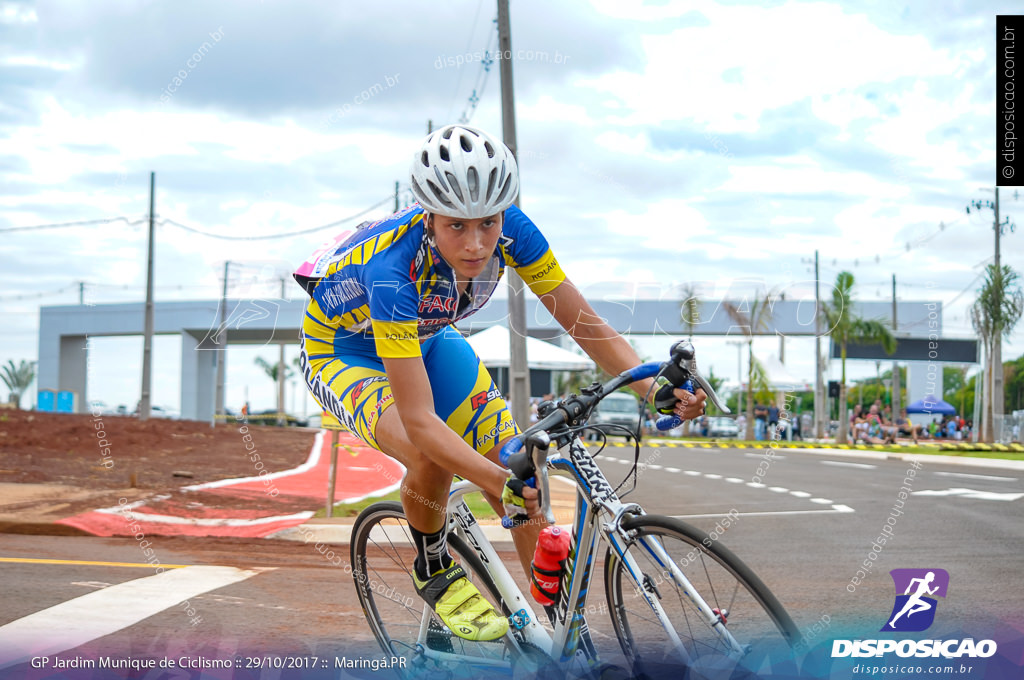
448, 222, 464, 231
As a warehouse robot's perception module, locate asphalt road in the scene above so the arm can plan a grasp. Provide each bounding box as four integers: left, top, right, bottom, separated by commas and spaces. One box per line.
1, 445, 1022, 676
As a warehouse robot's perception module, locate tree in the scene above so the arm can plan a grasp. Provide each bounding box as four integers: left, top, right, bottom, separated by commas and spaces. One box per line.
971, 265, 1024, 441
822, 272, 897, 444
678, 283, 702, 341
725, 289, 778, 440
1, 360, 36, 409
1005, 354, 1024, 414
254, 357, 294, 424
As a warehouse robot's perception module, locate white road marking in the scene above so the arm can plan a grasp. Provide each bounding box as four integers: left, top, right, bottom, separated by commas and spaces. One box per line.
821, 460, 878, 470
790, 491, 812, 498
744, 452, 786, 461
810, 498, 834, 504
746, 482, 766, 488
768, 486, 790, 493
0, 565, 269, 669
93, 509, 315, 527
648, 464, 663, 470
704, 474, 723, 479
673, 504, 855, 520
684, 470, 702, 476
933, 471, 1017, 482
665, 467, 681, 473
912, 488, 1024, 502
725, 477, 744, 483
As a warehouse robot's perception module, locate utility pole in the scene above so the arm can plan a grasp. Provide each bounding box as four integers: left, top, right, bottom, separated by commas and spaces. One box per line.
814, 250, 824, 439
966, 187, 1015, 441
394, 181, 399, 212
278, 277, 286, 426
215, 260, 230, 422
891, 273, 901, 421
427, 119, 433, 135
79, 281, 85, 305
140, 172, 155, 421
497, 0, 530, 426
992, 187, 1003, 442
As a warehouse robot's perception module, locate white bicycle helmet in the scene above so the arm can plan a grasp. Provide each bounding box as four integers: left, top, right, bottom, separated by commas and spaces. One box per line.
409, 124, 519, 219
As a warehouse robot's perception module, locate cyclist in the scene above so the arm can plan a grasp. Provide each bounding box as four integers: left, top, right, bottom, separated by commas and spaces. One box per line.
296, 124, 706, 642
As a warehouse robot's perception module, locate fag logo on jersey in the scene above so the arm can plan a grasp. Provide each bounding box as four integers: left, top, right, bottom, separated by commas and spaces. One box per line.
418, 294, 457, 314
471, 388, 502, 410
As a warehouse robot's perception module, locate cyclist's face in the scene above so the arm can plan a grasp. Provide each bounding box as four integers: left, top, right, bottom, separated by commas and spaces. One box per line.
430, 213, 503, 279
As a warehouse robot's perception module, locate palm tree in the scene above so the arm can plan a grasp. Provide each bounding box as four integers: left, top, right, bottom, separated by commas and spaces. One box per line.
1, 360, 36, 409
725, 289, 778, 440
679, 283, 702, 341
822, 272, 897, 444
255, 357, 294, 425
971, 264, 1024, 441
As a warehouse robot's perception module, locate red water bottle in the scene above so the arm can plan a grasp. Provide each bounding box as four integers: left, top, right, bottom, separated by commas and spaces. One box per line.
531, 526, 571, 605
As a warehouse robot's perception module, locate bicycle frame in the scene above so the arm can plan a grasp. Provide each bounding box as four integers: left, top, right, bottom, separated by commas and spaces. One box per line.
429, 433, 750, 673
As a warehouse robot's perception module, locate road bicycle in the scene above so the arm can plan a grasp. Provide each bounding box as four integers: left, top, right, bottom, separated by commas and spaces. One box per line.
350, 341, 799, 679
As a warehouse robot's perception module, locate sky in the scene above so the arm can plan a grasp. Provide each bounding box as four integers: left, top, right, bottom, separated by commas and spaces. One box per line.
1, 0, 1023, 417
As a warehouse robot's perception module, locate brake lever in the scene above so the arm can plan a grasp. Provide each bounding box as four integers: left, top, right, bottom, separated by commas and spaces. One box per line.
670, 339, 731, 415
529, 431, 556, 526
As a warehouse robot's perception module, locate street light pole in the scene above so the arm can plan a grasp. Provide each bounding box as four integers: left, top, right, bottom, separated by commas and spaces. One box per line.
140, 172, 156, 421
214, 260, 230, 423
497, 0, 530, 426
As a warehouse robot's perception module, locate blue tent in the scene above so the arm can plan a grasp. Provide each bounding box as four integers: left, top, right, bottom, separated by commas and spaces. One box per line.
905, 395, 957, 415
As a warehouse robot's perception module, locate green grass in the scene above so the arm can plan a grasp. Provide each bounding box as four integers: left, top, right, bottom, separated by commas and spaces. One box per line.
312, 489, 499, 519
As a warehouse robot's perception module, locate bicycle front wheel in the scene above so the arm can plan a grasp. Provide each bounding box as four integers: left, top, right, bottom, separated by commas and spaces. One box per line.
604, 514, 799, 679
349, 501, 512, 678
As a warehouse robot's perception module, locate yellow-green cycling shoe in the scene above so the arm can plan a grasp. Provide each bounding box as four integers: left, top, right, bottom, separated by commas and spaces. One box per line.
413, 563, 509, 641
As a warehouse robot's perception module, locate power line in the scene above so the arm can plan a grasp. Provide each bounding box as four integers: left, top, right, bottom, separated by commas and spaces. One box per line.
0, 216, 145, 234
458, 23, 499, 124
158, 194, 397, 241
445, 0, 487, 123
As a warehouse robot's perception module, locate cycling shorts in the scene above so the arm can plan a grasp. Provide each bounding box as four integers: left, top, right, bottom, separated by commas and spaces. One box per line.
299, 324, 519, 456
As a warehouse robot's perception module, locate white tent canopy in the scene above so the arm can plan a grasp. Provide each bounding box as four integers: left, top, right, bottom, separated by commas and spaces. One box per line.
467, 325, 595, 371
760, 354, 811, 391
741, 354, 811, 392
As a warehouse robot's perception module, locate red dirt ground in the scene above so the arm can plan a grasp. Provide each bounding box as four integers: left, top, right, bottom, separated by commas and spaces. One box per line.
0, 409, 316, 491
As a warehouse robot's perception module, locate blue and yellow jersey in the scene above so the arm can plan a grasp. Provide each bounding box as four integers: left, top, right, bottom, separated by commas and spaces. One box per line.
297, 204, 566, 359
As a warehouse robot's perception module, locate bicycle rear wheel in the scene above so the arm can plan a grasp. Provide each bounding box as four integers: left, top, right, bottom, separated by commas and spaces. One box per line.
349, 501, 513, 678
604, 514, 799, 679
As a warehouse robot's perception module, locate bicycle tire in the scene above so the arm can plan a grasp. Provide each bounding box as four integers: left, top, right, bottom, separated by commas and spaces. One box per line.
604, 514, 799, 679
349, 501, 513, 678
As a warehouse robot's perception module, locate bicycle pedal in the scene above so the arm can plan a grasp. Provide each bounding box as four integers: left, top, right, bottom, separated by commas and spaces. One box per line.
510, 608, 531, 630
426, 620, 455, 654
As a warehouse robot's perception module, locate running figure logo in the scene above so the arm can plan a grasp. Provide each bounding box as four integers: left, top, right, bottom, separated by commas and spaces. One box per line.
881, 568, 950, 632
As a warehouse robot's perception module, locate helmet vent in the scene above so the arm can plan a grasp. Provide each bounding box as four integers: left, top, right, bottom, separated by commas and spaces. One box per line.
441, 128, 454, 140
439, 144, 450, 162
460, 134, 473, 153
485, 168, 497, 201
484, 141, 495, 158
420, 151, 429, 167
427, 180, 453, 208
446, 171, 464, 202
466, 167, 480, 201
432, 166, 449, 191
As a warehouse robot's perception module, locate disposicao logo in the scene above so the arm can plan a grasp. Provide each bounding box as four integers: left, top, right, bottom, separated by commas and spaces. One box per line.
832, 568, 997, 659
882, 568, 949, 632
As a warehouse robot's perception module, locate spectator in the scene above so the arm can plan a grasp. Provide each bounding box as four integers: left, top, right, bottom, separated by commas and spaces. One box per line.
754, 402, 768, 440
767, 400, 780, 439
850, 404, 868, 442
894, 409, 921, 443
